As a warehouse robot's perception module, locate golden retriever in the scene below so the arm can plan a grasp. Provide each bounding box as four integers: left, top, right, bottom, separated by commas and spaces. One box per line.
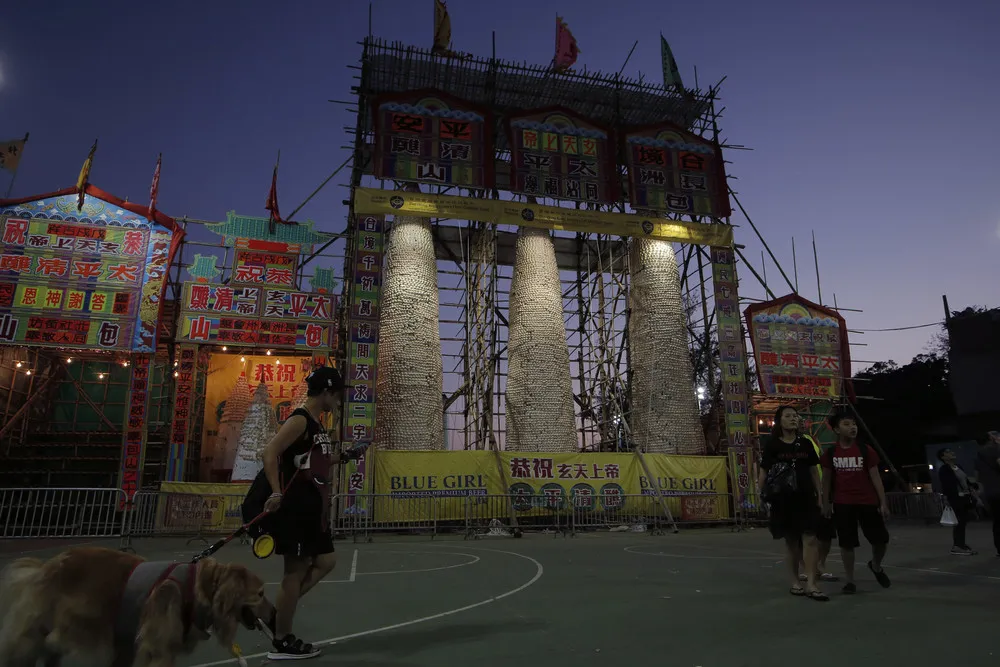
0, 546, 274, 667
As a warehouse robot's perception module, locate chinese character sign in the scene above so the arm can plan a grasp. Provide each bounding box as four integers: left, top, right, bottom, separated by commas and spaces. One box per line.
506, 108, 617, 204
624, 123, 731, 218
166, 345, 198, 482
231, 249, 299, 288
344, 214, 384, 446
373, 90, 494, 189
710, 246, 751, 506
0, 199, 180, 351
177, 283, 336, 351
744, 294, 851, 400
119, 354, 154, 507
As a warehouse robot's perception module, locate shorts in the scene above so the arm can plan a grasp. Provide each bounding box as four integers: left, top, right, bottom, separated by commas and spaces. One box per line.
768, 494, 821, 540
271, 487, 335, 558
816, 515, 837, 542
833, 503, 889, 549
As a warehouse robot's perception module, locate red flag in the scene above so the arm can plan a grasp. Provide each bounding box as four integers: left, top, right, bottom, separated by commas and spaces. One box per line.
147, 153, 162, 222
554, 16, 580, 72
265, 163, 282, 233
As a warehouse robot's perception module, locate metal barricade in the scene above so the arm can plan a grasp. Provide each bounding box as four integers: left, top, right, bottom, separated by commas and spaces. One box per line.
335, 493, 444, 542
119, 490, 247, 551
886, 491, 943, 523
464, 494, 566, 538
0, 487, 126, 539
569, 492, 735, 535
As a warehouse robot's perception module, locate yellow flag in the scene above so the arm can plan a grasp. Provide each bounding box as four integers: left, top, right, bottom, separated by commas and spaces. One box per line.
77, 139, 97, 210
433, 0, 451, 53
0, 134, 28, 173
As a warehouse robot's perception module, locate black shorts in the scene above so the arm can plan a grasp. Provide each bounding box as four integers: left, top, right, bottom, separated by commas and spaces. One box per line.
271, 487, 335, 558
769, 494, 821, 540
833, 503, 889, 549
816, 515, 837, 542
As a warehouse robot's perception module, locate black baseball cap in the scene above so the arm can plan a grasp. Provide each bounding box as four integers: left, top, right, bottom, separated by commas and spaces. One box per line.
306, 365, 344, 394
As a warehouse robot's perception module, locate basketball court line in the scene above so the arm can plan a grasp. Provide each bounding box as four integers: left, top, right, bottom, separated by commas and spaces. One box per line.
348, 548, 358, 582
188, 545, 545, 667
623, 544, 1000, 581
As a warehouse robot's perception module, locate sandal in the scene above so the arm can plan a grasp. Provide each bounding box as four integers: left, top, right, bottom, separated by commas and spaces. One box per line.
805, 589, 829, 602
789, 586, 806, 596
267, 634, 320, 661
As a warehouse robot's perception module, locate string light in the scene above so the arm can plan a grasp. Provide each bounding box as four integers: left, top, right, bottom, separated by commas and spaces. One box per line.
25, 370, 31, 375
15, 361, 22, 368
240, 356, 246, 363
122, 361, 129, 367
222, 346, 228, 352
173, 360, 178, 367
66, 358, 72, 364
98, 373, 105, 380
265, 350, 272, 356
174, 371, 179, 378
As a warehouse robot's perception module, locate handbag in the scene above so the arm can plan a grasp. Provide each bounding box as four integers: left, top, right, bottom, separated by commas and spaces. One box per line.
762, 461, 798, 501
940, 504, 958, 527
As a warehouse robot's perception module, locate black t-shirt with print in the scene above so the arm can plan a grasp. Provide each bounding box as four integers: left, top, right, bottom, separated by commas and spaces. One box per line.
761, 434, 821, 499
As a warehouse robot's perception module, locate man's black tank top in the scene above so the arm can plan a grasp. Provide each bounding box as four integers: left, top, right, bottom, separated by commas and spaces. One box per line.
278, 408, 335, 503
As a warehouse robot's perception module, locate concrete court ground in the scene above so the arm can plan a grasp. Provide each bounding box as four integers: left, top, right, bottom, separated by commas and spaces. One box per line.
2, 522, 999, 667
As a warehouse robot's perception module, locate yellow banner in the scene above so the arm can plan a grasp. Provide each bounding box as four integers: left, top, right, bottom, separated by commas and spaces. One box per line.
353, 187, 733, 247
366, 450, 730, 523
641, 454, 730, 521
156, 481, 250, 534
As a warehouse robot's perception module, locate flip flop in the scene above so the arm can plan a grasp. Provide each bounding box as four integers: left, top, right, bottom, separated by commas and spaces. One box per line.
790, 586, 806, 596
805, 590, 830, 602
820, 572, 840, 582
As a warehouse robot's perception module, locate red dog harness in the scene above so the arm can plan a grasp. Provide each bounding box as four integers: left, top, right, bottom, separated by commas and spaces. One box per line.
113, 562, 205, 667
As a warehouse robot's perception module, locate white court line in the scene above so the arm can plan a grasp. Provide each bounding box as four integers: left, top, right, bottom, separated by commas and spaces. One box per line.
264, 549, 481, 585
360, 550, 481, 576
189, 545, 544, 667
623, 544, 1000, 581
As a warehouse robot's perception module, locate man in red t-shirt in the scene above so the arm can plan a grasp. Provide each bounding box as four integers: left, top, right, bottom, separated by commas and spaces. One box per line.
821, 409, 891, 594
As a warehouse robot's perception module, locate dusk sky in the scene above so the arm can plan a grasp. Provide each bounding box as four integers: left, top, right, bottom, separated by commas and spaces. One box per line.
1, 0, 997, 371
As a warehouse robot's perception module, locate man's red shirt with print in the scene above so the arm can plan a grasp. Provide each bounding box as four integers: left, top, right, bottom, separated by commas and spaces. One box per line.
823, 441, 880, 506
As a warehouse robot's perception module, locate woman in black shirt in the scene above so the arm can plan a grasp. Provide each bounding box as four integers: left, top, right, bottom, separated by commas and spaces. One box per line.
757, 405, 828, 601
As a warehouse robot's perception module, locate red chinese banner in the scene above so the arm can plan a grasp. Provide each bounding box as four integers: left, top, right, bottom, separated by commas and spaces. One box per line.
505, 107, 618, 204
0, 214, 176, 351
623, 122, 731, 218
166, 345, 198, 481
743, 293, 853, 400
118, 354, 154, 508
177, 283, 337, 351
372, 89, 494, 189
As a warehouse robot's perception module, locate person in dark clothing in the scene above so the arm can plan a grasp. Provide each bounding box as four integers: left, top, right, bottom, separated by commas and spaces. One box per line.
975, 431, 1000, 557
259, 366, 350, 660
757, 405, 828, 601
822, 409, 891, 594
937, 448, 976, 555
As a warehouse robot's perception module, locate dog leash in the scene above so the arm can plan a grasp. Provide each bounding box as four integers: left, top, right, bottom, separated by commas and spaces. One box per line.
190, 443, 370, 564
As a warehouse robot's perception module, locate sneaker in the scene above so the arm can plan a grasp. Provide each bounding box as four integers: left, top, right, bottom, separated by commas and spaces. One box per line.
951, 546, 976, 556
867, 560, 891, 588
267, 635, 321, 661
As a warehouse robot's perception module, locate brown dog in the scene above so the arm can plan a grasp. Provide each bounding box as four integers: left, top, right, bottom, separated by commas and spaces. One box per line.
0, 546, 274, 667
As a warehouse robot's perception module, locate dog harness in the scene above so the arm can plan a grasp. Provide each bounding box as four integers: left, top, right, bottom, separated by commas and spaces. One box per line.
113, 562, 211, 667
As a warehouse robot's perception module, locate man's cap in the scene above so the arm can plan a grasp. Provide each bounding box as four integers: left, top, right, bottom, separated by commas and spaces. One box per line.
306, 365, 344, 393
